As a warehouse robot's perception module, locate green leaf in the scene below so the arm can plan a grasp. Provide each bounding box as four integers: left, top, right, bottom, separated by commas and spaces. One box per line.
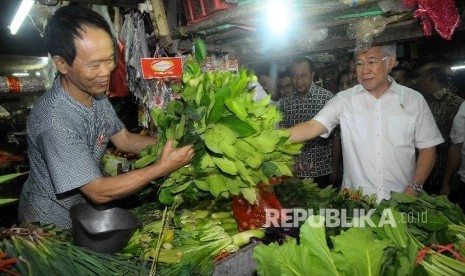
193, 179, 209, 192
300, 215, 342, 275
416, 209, 450, 231
207, 84, 231, 124
331, 227, 391, 276
194, 38, 207, 64
171, 181, 192, 193
241, 188, 257, 204
0, 198, 18, 207
0, 172, 28, 184
254, 239, 312, 276
159, 188, 174, 205
389, 192, 418, 204
218, 116, 256, 137
207, 174, 228, 197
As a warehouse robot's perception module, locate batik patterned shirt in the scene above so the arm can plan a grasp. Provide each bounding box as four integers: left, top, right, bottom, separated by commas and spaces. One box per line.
280, 83, 334, 178
425, 88, 463, 191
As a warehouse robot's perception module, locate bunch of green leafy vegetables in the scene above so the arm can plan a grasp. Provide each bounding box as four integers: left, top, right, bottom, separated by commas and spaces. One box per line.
135, 39, 302, 205
254, 212, 401, 276
271, 180, 465, 275
120, 197, 264, 276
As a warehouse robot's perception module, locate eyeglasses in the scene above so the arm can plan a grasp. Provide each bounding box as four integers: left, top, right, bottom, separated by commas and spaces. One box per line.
355, 56, 389, 69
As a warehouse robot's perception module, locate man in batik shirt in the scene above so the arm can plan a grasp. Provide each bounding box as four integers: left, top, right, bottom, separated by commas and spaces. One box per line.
280, 57, 338, 187
415, 61, 464, 193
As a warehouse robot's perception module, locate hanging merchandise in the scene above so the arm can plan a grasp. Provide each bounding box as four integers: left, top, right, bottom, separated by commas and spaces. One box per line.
120, 12, 151, 101
0, 76, 45, 94
338, 0, 377, 7
347, 15, 388, 52
141, 57, 183, 79
203, 54, 239, 73
401, 0, 461, 40
107, 39, 129, 98
90, 4, 129, 98
295, 28, 328, 51
137, 79, 180, 130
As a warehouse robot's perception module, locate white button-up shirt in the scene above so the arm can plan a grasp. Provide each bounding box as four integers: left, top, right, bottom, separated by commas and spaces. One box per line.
314, 78, 444, 201
450, 101, 465, 182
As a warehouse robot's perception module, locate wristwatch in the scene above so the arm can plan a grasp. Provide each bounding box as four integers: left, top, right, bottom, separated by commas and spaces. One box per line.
408, 183, 423, 192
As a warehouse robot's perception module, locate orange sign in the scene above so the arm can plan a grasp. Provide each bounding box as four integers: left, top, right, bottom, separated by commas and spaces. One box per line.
141, 57, 183, 79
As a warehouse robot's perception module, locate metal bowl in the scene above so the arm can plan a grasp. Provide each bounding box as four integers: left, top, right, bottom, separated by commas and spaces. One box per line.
70, 202, 139, 254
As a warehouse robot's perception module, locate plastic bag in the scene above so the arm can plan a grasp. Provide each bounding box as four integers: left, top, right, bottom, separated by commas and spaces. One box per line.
107, 39, 129, 98
232, 187, 284, 231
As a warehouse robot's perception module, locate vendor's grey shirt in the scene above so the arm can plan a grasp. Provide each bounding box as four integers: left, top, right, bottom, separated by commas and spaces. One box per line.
18, 78, 124, 229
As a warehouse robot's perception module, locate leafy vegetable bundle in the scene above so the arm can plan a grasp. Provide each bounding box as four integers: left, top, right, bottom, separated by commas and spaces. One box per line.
0, 225, 146, 275
135, 43, 302, 205
120, 198, 264, 276
263, 180, 465, 275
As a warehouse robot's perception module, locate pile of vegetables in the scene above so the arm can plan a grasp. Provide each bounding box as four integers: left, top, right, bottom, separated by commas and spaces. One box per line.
135, 39, 302, 205
120, 196, 264, 276
0, 172, 28, 207
0, 225, 147, 275
256, 179, 465, 275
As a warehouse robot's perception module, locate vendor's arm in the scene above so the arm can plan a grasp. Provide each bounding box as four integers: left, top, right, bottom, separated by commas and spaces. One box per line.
440, 143, 462, 196
404, 146, 436, 196
288, 119, 328, 143
80, 140, 194, 203
110, 128, 156, 154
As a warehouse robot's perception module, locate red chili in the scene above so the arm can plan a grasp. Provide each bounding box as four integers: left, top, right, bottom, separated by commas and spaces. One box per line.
417, 243, 465, 264
0, 251, 19, 276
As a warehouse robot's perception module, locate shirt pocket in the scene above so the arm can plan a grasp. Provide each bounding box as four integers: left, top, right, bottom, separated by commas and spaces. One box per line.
341, 113, 368, 142
388, 115, 415, 146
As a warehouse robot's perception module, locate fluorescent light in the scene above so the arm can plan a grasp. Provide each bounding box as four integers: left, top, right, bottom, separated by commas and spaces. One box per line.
13, 72, 30, 77
451, 65, 465, 71
9, 0, 35, 35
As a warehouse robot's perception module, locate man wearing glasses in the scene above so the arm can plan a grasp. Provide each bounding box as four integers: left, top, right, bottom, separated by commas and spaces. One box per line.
287, 44, 443, 202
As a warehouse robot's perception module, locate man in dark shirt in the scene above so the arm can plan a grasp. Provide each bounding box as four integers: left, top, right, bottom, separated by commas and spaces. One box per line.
280, 57, 338, 187
415, 61, 463, 193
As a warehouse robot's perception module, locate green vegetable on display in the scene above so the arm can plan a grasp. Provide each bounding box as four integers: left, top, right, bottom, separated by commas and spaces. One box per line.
120, 198, 264, 276
0, 172, 28, 207
262, 179, 465, 276
135, 39, 302, 204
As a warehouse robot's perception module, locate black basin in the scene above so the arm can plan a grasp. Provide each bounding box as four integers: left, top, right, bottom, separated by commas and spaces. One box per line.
70, 202, 139, 254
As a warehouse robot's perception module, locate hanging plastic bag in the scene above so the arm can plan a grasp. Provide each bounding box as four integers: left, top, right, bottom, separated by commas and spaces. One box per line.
107, 39, 129, 98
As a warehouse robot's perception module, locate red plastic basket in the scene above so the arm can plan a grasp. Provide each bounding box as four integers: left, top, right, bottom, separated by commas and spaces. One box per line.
183, 0, 233, 24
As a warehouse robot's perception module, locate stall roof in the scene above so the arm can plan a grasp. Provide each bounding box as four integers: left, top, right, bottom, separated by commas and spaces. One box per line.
0, 0, 463, 64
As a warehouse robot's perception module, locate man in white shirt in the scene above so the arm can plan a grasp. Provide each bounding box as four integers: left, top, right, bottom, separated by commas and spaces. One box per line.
288, 44, 443, 201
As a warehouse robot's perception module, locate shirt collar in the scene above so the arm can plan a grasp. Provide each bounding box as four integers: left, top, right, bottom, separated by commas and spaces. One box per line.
353, 75, 403, 97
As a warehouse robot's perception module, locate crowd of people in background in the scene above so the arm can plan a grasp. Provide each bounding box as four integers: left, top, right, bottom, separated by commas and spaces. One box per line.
255, 46, 465, 211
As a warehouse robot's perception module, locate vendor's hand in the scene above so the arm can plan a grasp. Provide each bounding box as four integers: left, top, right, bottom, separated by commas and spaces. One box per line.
403, 186, 419, 197
158, 140, 195, 174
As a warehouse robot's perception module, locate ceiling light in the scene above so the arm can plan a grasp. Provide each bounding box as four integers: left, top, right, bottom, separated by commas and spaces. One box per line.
265, 0, 291, 35
9, 0, 35, 35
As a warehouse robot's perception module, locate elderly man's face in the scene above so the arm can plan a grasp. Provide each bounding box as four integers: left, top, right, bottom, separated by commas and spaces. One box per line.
355, 46, 395, 96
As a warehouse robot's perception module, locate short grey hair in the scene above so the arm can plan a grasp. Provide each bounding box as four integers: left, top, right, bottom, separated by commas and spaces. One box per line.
354, 43, 397, 59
